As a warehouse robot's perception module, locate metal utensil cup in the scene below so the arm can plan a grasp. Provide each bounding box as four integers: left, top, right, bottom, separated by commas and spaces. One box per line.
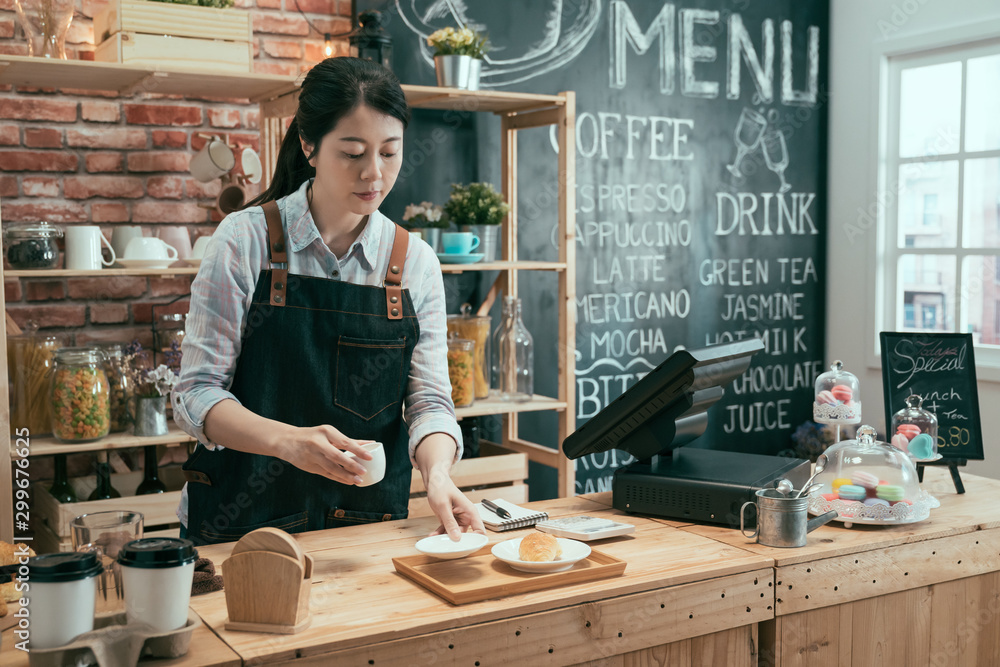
740, 489, 838, 548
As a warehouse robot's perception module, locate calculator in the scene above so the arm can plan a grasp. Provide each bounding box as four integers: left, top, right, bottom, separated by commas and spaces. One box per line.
534, 516, 636, 541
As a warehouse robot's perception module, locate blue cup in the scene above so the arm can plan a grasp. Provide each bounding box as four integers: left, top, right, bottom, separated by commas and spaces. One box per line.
441, 232, 480, 255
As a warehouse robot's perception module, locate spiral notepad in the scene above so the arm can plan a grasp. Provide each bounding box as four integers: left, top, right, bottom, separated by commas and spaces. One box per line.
475, 499, 549, 532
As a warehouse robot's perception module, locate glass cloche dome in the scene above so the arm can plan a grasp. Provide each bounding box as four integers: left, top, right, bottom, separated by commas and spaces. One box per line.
807, 425, 939, 526
890, 394, 940, 462
813, 360, 861, 424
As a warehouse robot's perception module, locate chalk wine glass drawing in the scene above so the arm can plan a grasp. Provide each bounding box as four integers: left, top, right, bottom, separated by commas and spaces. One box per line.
726, 107, 767, 177
727, 107, 793, 193
396, 0, 602, 87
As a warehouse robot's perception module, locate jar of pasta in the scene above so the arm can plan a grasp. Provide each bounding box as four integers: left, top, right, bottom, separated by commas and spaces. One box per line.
94, 342, 131, 433
50, 347, 111, 443
447, 337, 475, 409
447, 304, 491, 400
7, 324, 65, 436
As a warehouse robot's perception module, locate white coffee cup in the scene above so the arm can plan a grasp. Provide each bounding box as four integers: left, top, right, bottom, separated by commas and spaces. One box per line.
65, 225, 116, 270
190, 137, 235, 183
350, 441, 386, 487
124, 237, 178, 261
118, 538, 197, 632
155, 226, 192, 260
110, 225, 143, 258
27, 552, 103, 649
191, 235, 214, 260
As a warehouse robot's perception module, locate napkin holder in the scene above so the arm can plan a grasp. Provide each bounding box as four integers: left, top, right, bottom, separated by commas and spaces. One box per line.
222, 527, 313, 634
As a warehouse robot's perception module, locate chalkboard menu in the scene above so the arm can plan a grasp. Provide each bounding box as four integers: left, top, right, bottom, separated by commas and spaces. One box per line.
880, 332, 985, 461
373, 0, 830, 496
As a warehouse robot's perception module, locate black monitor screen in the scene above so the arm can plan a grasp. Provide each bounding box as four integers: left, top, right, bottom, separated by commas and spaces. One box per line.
562, 339, 764, 461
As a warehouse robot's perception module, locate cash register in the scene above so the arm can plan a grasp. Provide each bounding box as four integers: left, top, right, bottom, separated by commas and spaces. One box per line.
562, 339, 810, 527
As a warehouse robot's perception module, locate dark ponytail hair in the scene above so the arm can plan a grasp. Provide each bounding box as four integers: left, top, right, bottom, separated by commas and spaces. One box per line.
246, 57, 410, 207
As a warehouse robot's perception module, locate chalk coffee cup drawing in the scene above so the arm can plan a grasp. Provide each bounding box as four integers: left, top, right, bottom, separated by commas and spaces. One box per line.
190, 137, 236, 183
123, 237, 178, 261
65, 225, 116, 270
118, 537, 198, 632
191, 235, 214, 260
27, 552, 104, 648
441, 232, 480, 255
348, 441, 386, 487
740, 488, 838, 548
110, 225, 143, 258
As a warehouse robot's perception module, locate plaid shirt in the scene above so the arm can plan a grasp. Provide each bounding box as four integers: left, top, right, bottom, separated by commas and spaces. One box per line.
172, 180, 461, 523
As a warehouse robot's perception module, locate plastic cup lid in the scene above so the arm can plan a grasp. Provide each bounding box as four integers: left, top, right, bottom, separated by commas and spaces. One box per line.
117, 538, 198, 569
28, 552, 103, 583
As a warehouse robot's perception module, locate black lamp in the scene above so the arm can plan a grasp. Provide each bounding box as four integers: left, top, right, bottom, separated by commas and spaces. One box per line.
349, 10, 392, 70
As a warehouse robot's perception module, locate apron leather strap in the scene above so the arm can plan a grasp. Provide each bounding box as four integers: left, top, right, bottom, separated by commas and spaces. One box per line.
384, 224, 409, 320
262, 200, 289, 308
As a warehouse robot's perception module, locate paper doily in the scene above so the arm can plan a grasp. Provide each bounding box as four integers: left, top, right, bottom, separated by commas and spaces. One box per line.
813, 402, 862, 424
808, 491, 939, 526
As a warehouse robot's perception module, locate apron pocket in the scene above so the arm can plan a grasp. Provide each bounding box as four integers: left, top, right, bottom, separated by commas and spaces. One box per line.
199, 510, 309, 543
325, 507, 406, 529
334, 335, 406, 420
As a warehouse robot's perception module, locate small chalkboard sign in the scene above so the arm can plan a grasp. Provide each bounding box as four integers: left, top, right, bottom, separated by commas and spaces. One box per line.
880, 332, 985, 464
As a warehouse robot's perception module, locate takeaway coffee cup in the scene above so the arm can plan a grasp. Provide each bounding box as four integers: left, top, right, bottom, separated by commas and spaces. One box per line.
740, 488, 838, 548
65, 225, 116, 270
349, 441, 386, 487
27, 552, 104, 648
441, 232, 480, 255
118, 538, 198, 632
190, 137, 235, 183
123, 237, 178, 261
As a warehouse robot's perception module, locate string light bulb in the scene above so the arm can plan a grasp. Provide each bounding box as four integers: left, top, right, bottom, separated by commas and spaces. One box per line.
324, 33, 333, 58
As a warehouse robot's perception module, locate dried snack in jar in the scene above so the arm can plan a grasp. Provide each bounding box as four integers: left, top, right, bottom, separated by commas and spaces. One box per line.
447, 338, 475, 408
50, 348, 111, 443
447, 305, 491, 399
6, 326, 64, 435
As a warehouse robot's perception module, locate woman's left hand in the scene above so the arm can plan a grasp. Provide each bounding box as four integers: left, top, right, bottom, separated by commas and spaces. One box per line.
425, 468, 486, 540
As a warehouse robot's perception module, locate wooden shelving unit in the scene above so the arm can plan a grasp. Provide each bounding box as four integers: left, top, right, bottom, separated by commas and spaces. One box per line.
0, 59, 576, 543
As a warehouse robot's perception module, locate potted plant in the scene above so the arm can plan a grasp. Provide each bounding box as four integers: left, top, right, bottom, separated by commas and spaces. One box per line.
443, 182, 509, 262
427, 25, 489, 90
124, 340, 180, 437
402, 201, 447, 252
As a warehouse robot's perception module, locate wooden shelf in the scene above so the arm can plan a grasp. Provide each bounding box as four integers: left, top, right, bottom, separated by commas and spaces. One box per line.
13, 424, 195, 458
455, 394, 567, 419
0, 55, 297, 101
7, 266, 199, 278
403, 84, 565, 114
439, 260, 566, 273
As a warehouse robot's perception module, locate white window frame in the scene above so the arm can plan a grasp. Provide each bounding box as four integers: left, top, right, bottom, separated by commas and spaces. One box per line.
869, 20, 1000, 382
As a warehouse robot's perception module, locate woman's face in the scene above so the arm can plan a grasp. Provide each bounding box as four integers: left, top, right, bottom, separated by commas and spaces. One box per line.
301, 104, 404, 220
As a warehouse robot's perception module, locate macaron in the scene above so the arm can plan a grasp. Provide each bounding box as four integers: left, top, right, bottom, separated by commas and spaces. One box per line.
896, 424, 922, 440
831, 478, 852, 493
822, 493, 838, 501
876, 484, 905, 502
816, 390, 837, 405
890, 433, 910, 452
831, 384, 853, 403
909, 433, 935, 459
851, 471, 879, 489
864, 498, 890, 507
837, 484, 867, 501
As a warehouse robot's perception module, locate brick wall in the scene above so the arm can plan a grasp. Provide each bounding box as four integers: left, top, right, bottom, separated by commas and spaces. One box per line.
0, 0, 351, 345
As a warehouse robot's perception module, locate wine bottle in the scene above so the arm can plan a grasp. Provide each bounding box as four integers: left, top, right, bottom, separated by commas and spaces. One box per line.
135, 446, 167, 495
88, 455, 121, 500
48, 454, 78, 503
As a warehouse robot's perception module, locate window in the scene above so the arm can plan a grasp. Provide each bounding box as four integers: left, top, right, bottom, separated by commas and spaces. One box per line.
881, 40, 1000, 352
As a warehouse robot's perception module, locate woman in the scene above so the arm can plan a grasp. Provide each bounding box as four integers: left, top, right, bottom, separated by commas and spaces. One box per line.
173, 57, 484, 545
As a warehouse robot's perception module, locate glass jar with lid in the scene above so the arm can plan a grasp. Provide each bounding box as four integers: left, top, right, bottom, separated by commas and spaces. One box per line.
890, 394, 939, 461
6, 323, 66, 435
447, 336, 475, 408
154, 313, 186, 371
812, 360, 861, 424
447, 303, 491, 399
50, 347, 111, 443
94, 342, 131, 433
4, 221, 63, 269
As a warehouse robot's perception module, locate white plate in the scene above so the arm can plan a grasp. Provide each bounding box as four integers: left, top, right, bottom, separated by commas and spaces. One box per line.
116, 258, 175, 269
414, 532, 488, 560
491, 536, 591, 573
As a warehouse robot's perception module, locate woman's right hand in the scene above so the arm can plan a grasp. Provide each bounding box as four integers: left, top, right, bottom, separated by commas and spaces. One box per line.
277, 424, 374, 485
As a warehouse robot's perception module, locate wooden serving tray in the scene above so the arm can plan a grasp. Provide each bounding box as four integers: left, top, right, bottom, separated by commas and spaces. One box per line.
392, 546, 627, 605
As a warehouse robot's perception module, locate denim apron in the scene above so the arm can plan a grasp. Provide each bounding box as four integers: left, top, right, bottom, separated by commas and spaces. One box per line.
182, 200, 418, 545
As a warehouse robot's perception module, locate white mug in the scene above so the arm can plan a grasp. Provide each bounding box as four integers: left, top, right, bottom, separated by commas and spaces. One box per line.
241, 147, 263, 184
110, 225, 143, 258
191, 235, 214, 260
155, 226, 192, 260
124, 237, 178, 261
65, 225, 116, 270
189, 137, 235, 183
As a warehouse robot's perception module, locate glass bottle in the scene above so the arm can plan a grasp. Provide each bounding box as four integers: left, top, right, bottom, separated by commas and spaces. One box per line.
496, 296, 534, 402
48, 454, 78, 503
155, 313, 186, 372
88, 454, 121, 500
96, 342, 131, 433
135, 446, 167, 495
50, 347, 111, 443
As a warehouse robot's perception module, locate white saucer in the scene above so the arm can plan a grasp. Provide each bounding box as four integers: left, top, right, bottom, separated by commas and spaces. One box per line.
185, 258, 203, 268
491, 536, 591, 573
414, 532, 488, 560
437, 252, 485, 265
116, 258, 175, 269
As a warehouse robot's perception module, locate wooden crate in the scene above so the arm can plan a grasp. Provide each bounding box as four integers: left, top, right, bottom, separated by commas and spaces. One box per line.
93, 0, 251, 45
94, 32, 253, 74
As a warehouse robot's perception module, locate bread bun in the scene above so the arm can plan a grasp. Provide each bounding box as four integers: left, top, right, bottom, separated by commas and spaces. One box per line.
519, 532, 561, 562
